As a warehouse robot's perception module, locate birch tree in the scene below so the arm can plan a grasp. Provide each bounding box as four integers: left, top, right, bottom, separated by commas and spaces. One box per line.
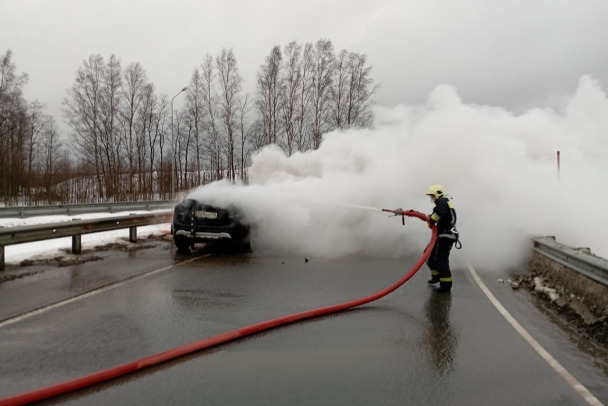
40, 116, 61, 202
121, 62, 148, 198
0, 50, 29, 203
99, 54, 123, 199
280, 41, 302, 156
199, 54, 222, 180
333, 51, 378, 129
310, 39, 335, 149
295, 42, 314, 152
135, 82, 156, 198
236, 93, 253, 181
24, 101, 49, 203
63, 54, 106, 199
216, 48, 243, 181
153, 95, 171, 197
256, 45, 282, 147
186, 69, 204, 185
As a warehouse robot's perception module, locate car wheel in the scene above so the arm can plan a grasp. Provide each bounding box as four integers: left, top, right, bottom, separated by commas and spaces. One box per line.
241, 241, 252, 252
236, 239, 252, 253
175, 236, 192, 253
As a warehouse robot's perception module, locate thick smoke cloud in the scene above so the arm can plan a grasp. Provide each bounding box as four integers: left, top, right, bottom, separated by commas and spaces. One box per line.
188, 75, 608, 272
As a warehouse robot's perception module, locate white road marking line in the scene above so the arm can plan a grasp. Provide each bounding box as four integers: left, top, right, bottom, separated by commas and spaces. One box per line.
466, 261, 604, 406
0, 256, 205, 328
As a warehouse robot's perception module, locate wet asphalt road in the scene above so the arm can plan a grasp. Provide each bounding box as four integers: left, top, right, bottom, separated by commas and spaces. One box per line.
0, 241, 607, 405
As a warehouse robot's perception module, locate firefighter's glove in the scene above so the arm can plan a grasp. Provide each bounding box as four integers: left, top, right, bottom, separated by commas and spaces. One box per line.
393, 208, 404, 215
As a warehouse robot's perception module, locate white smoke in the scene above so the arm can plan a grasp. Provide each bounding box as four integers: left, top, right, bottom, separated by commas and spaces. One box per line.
187, 75, 608, 271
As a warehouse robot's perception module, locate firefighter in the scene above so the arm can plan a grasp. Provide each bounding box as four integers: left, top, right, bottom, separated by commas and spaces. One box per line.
426, 184, 459, 293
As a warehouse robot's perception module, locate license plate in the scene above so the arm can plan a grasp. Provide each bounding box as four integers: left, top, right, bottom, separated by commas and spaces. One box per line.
195, 211, 218, 219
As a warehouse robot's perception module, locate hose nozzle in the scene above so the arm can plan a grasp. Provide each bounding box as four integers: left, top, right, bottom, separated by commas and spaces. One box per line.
382, 208, 430, 223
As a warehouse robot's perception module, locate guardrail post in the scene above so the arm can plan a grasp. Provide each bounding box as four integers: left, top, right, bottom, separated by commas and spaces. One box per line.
129, 214, 137, 242
0, 225, 4, 270
72, 235, 82, 254
72, 219, 82, 254
129, 227, 137, 242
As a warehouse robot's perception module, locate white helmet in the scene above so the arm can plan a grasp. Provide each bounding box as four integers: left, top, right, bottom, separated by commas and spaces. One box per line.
426, 184, 445, 198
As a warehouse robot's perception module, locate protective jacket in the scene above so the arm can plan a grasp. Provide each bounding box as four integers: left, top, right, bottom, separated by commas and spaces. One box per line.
429, 196, 457, 239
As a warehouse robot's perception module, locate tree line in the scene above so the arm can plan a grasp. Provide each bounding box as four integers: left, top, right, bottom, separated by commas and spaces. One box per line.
0, 39, 378, 206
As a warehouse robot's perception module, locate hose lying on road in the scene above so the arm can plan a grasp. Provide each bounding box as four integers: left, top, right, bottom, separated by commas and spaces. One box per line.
0, 209, 435, 406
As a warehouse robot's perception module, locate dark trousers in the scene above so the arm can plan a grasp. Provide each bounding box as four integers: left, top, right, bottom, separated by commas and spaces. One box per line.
427, 238, 454, 289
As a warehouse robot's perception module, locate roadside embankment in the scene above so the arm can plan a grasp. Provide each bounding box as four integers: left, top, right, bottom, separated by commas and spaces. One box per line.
514, 237, 608, 347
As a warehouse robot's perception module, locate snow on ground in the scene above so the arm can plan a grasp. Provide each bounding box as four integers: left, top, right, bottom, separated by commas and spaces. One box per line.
0, 211, 171, 266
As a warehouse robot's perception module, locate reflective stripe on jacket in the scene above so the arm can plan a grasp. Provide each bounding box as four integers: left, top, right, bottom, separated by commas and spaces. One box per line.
429, 197, 457, 236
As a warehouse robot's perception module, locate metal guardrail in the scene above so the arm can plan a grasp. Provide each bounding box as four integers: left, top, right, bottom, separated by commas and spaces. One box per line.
0, 211, 173, 270
0, 201, 175, 219
532, 236, 608, 286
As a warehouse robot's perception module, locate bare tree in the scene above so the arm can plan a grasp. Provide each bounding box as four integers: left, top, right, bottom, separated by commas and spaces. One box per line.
216, 48, 243, 181
295, 42, 314, 152
256, 45, 282, 147
153, 95, 170, 198
135, 83, 156, 199
63, 54, 106, 199
121, 62, 148, 199
99, 54, 123, 199
236, 93, 253, 181
175, 109, 194, 191
40, 116, 61, 202
186, 69, 205, 186
24, 101, 50, 204
310, 39, 335, 149
331, 49, 349, 130
199, 54, 222, 180
280, 41, 302, 156
0, 49, 29, 204
0, 41, 379, 205
170, 101, 184, 194
333, 50, 379, 128
254, 40, 377, 154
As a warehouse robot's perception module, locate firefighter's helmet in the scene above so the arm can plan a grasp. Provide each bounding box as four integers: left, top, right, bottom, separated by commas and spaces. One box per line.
426, 184, 445, 198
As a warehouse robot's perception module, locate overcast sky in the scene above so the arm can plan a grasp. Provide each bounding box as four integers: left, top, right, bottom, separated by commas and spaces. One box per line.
3, 0, 608, 121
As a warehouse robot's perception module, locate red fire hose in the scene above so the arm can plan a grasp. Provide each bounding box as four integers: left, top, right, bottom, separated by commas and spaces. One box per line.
0, 209, 435, 406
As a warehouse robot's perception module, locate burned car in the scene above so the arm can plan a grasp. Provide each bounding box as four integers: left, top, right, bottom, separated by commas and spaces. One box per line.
171, 199, 251, 252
